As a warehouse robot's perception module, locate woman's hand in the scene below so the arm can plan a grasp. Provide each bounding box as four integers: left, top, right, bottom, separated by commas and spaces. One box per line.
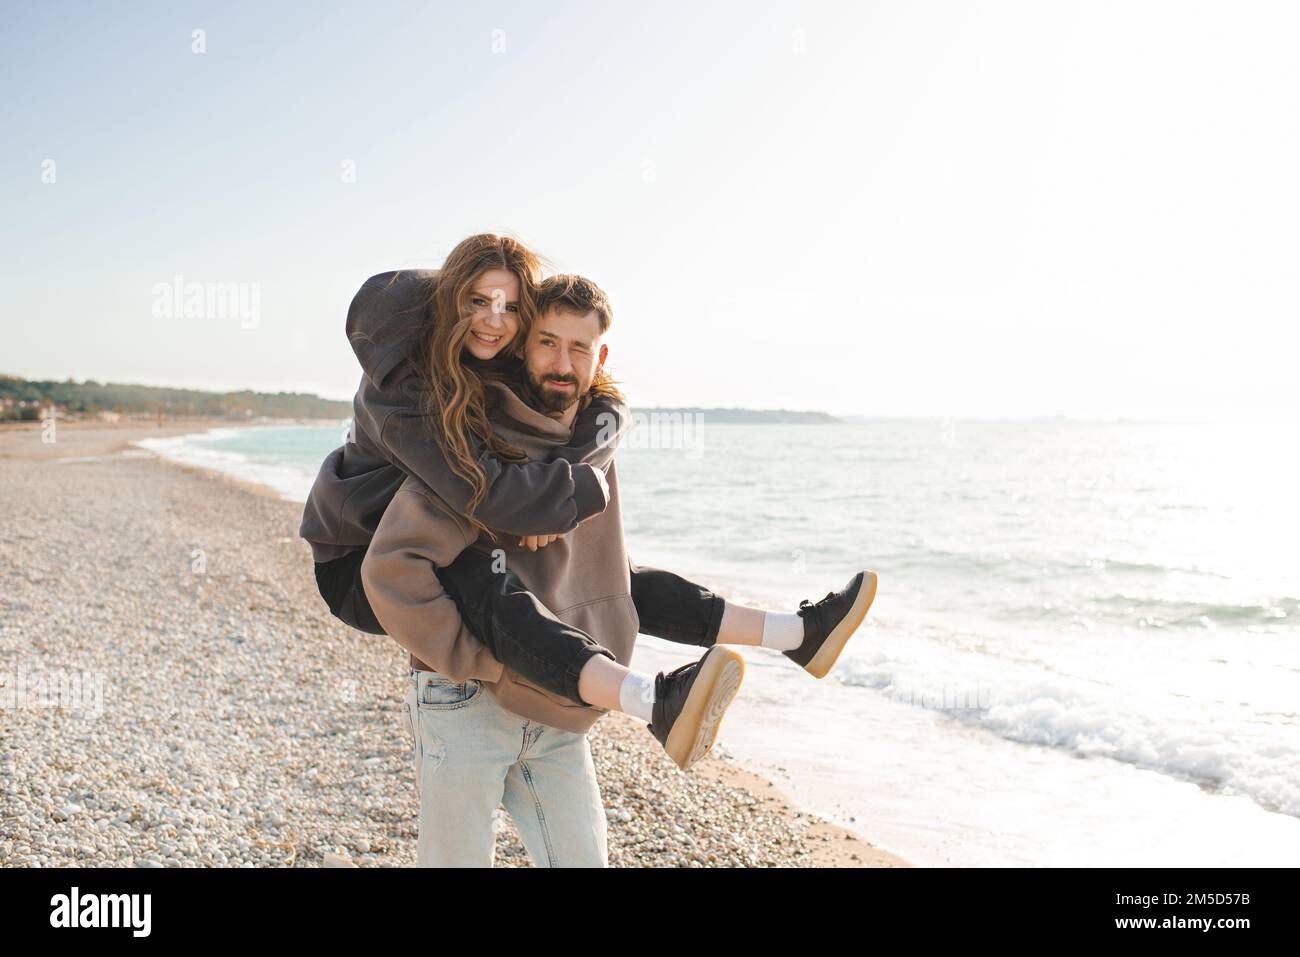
518, 533, 563, 552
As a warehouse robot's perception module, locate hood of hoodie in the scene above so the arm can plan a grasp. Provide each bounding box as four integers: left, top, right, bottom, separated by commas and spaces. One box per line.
347, 269, 440, 390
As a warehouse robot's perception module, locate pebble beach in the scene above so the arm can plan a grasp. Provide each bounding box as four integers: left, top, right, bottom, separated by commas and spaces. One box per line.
0, 422, 907, 868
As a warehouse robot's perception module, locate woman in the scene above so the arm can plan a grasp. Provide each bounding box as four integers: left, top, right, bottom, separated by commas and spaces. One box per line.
301, 234, 877, 771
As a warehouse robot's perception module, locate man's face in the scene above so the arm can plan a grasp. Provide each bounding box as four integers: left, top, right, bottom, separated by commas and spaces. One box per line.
522, 307, 608, 414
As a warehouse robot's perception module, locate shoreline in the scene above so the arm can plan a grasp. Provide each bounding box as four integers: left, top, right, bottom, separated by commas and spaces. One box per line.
1, 424, 908, 868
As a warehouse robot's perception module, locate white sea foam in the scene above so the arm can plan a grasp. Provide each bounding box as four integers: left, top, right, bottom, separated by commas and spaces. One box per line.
132, 428, 317, 502
835, 629, 1300, 818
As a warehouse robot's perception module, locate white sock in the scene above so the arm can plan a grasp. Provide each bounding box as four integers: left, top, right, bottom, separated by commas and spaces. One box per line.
619, 672, 656, 722
760, 611, 805, 651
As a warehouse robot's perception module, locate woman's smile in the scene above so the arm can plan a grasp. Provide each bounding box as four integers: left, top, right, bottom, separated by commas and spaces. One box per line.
461, 267, 522, 360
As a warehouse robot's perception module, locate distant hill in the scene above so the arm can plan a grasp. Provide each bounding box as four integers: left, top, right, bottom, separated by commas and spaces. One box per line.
0, 375, 350, 421
0, 375, 839, 424
630, 406, 840, 424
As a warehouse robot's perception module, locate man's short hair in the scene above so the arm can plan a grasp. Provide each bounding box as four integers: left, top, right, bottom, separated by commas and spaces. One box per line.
535, 274, 612, 334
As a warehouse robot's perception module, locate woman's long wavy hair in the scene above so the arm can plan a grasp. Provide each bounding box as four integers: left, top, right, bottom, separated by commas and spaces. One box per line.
403, 234, 544, 539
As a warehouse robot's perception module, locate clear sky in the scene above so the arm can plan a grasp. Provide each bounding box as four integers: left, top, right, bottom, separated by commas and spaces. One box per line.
3, 1, 1297, 421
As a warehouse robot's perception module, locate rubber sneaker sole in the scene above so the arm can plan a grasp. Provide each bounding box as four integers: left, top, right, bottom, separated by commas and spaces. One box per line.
805, 570, 878, 679
665, 647, 745, 771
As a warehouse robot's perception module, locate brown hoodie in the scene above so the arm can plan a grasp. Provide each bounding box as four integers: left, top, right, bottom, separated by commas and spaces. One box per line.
361, 379, 639, 734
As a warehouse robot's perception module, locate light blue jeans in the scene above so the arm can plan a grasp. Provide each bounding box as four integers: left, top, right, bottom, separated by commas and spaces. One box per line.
402, 669, 608, 867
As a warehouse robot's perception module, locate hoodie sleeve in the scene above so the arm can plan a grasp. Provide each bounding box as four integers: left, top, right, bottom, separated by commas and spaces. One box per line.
547, 392, 633, 472
361, 480, 506, 684
346, 270, 616, 536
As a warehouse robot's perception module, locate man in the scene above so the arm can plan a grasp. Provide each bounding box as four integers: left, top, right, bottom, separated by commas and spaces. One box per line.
361, 275, 697, 866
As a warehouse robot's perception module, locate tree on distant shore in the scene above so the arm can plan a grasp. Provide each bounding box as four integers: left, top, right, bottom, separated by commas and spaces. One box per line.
0, 375, 349, 421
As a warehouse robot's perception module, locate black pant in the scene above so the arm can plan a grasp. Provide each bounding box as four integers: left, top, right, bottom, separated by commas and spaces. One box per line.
313, 547, 726, 706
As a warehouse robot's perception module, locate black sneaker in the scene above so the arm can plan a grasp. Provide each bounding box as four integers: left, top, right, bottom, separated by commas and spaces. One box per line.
646, 646, 745, 771
784, 570, 878, 678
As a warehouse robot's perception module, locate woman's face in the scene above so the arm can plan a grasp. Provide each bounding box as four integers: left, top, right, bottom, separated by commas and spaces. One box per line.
461, 268, 521, 361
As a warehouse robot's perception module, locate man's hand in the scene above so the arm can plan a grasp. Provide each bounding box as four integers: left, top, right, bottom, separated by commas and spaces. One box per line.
518, 533, 563, 552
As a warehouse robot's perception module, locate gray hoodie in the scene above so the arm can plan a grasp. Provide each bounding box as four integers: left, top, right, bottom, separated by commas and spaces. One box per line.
361, 379, 639, 734
298, 270, 630, 563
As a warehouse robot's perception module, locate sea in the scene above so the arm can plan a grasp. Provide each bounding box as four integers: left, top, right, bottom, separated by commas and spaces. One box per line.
135, 417, 1300, 866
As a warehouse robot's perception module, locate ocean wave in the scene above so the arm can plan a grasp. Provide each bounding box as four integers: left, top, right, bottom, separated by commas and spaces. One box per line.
190, 427, 248, 442
835, 642, 1300, 820
890, 545, 1239, 580
1089, 592, 1297, 626
1084, 556, 1230, 577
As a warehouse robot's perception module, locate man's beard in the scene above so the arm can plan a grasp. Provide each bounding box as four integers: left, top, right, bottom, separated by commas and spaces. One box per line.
523, 368, 582, 413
